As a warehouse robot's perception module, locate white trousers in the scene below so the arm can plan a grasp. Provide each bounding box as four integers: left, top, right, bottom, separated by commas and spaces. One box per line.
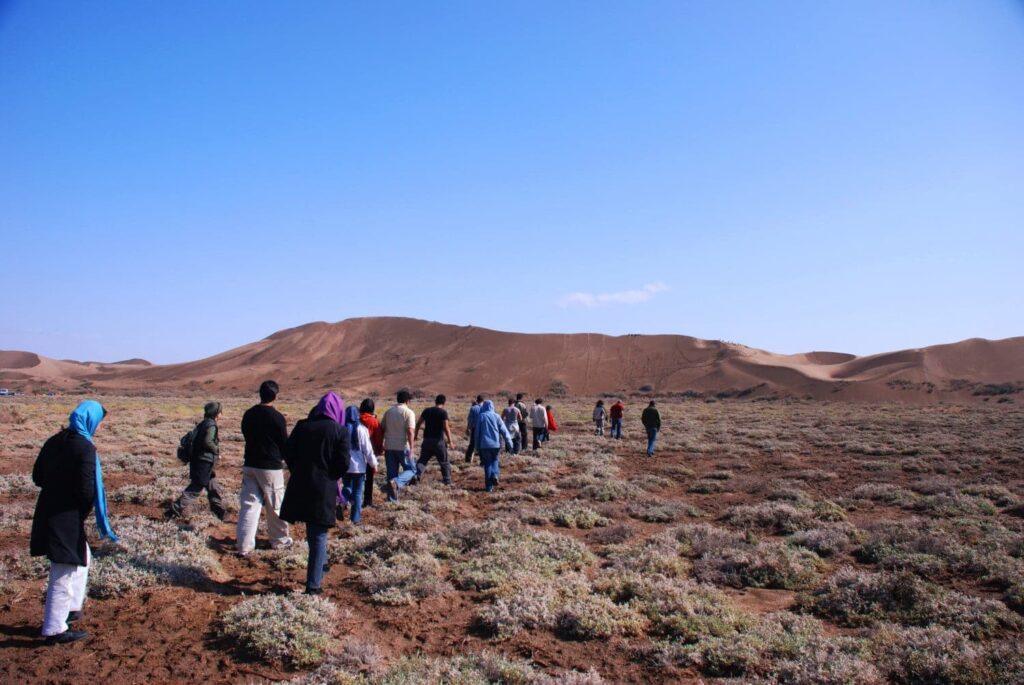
236, 467, 292, 554
42, 545, 89, 637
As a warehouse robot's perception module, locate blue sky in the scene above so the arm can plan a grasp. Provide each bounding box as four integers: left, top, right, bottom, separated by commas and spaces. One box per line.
2, 1, 1022, 363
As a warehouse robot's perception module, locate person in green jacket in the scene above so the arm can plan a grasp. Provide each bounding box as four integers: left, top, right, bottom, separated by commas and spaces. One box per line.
169, 402, 226, 519
641, 401, 662, 457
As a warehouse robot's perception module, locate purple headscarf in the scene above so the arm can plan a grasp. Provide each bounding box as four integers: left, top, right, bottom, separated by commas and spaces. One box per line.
311, 391, 345, 425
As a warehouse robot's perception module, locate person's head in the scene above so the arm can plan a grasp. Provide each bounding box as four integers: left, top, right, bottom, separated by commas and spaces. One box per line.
476, 394, 484, 404
596, 399, 604, 407
359, 398, 375, 414
435, 394, 446, 406
481, 399, 495, 413
516, 393, 524, 401
68, 400, 107, 440
204, 401, 222, 421
649, 400, 656, 407
535, 398, 543, 405
313, 392, 344, 424
259, 380, 279, 404
546, 405, 552, 411
397, 389, 412, 405
508, 398, 515, 406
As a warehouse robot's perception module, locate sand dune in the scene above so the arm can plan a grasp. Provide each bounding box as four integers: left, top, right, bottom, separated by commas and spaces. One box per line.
1, 318, 1021, 402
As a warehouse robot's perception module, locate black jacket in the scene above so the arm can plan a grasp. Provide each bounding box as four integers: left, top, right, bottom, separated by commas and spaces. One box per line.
241, 404, 288, 470
30, 430, 96, 566
280, 416, 349, 526
641, 407, 662, 430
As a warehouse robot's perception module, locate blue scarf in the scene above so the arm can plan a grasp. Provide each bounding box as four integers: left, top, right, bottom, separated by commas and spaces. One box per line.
68, 400, 118, 543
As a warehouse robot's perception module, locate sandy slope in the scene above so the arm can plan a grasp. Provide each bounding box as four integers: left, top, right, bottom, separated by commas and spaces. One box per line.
1, 317, 1021, 401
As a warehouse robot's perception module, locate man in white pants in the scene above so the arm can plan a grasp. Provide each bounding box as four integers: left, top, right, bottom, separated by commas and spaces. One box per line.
236, 381, 293, 556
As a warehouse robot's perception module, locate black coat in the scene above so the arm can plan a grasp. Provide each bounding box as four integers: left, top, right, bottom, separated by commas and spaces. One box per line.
30, 430, 96, 566
280, 416, 349, 527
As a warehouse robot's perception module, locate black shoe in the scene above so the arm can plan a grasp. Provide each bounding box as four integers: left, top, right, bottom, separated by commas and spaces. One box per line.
211, 506, 226, 521
304, 587, 322, 596
44, 629, 87, 645
66, 611, 82, 624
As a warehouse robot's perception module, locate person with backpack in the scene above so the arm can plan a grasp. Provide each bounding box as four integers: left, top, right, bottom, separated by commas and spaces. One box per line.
529, 398, 548, 450
279, 392, 349, 595
414, 394, 454, 485
31, 400, 118, 645
641, 400, 662, 457
501, 398, 522, 454
381, 389, 417, 501
235, 381, 292, 557
169, 402, 225, 520
593, 400, 607, 435
339, 406, 377, 525
358, 399, 384, 508
473, 400, 514, 492
464, 395, 483, 463
609, 399, 625, 440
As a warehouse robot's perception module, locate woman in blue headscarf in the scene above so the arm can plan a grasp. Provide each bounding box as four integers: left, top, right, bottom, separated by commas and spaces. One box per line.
31, 400, 117, 644
339, 405, 377, 525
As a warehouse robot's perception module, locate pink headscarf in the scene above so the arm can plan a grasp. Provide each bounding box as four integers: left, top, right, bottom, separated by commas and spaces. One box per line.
311, 391, 344, 425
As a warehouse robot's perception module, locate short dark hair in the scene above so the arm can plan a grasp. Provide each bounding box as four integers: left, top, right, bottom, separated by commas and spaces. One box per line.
596, 400, 604, 407
259, 380, 279, 403
203, 401, 221, 418
397, 389, 412, 404
535, 398, 543, 404
359, 398, 375, 414
435, 394, 446, 405
516, 393, 524, 400
649, 400, 656, 407
508, 398, 515, 406
476, 394, 484, 403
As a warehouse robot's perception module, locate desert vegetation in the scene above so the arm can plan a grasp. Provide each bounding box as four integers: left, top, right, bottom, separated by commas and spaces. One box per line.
1, 395, 1022, 683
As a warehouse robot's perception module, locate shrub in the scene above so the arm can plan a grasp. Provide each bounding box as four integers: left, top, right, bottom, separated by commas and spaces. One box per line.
789, 524, 859, 557
694, 541, 823, 590
849, 483, 917, 505
219, 593, 339, 668
625, 499, 698, 523
356, 552, 452, 605
287, 639, 383, 683
723, 502, 816, 534
555, 593, 647, 640
580, 481, 642, 502
870, 623, 984, 685
0, 472, 35, 495
529, 502, 611, 529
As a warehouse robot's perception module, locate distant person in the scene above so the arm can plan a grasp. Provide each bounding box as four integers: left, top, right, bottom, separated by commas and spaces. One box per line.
279, 392, 349, 595
593, 400, 606, 436
529, 398, 548, 450
514, 393, 529, 448
381, 389, 417, 501
339, 406, 376, 525
358, 399, 384, 508
641, 400, 662, 457
169, 402, 225, 520
464, 395, 483, 463
31, 400, 118, 645
474, 400, 514, 492
236, 381, 292, 556
501, 398, 522, 454
609, 399, 625, 440
545, 405, 558, 442
415, 394, 454, 485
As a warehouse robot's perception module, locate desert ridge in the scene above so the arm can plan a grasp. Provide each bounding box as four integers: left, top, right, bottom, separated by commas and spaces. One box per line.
1, 317, 1021, 402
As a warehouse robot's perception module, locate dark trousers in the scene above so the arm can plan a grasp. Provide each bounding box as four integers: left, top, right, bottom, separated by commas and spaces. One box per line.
306, 523, 330, 591
417, 438, 451, 484
172, 459, 224, 518
532, 427, 544, 450
363, 465, 376, 507
464, 429, 476, 463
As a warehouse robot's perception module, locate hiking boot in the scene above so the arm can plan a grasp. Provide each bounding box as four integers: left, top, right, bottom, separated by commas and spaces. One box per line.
66, 611, 82, 624
44, 629, 87, 645
304, 587, 322, 596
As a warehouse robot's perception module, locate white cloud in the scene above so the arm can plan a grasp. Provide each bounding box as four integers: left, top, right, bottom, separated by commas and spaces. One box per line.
557, 282, 670, 308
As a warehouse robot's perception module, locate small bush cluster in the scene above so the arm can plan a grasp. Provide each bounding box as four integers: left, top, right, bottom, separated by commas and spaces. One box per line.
219, 593, 339, 668
580, 481, 642, 502
526, 502, 611, 529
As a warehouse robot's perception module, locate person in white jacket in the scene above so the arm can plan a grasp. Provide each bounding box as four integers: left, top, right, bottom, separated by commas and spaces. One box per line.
339, 406, 378, 525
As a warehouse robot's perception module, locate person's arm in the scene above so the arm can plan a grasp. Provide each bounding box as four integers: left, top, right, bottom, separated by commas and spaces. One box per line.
414, 413, 425, 442
656, 410, 662, 429
274, 412, 288, 453
358, 427, 378, 470
201, 423, 218, 456
284, 423, 301, 471
328, 426, 350, 481
406, 419, 415, 452
76, 442, 97, 511
499, 419, 513, 446
443, 419, 453, 448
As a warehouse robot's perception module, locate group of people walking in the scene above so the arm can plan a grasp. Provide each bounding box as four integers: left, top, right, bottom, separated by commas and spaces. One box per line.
594, 399, 662, 456
29, 385, 665, 643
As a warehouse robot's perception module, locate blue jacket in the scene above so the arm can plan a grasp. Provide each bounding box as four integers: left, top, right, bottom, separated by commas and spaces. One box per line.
474, 400, 512, 450
467, 403, 482, 431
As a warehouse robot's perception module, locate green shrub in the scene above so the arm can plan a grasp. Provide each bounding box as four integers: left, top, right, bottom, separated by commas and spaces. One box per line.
219, 593, 338, 668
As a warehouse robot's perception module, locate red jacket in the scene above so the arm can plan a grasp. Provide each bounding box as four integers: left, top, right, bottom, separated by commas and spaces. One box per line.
610, 402, 624, 420
546, 408, 558, 432
360, 412, 384, 456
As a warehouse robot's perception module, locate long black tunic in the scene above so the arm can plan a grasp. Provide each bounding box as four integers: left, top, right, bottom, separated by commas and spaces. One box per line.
279, 416, 349, 527
30, 430, 96, 566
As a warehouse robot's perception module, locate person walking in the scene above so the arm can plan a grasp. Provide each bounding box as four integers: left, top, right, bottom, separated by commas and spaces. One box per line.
279, 392, 349, 595
514, 393, 529, 451
236, 381, 292, 556
609, 399, 625, 440
170, 402, 225, 520
463, 395, 483, 463
501, 398, 522, 454
31, 400, 118, 645
382, 389, 417, 501
544, 405, 558, 442
593, 400, 607, 436
641, 400, 662, 457
529, 398, 548, 450
339, 406, 376, 525
358, 399, 384, 508
473, 400, 513, 492
415, 394, 454, 485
